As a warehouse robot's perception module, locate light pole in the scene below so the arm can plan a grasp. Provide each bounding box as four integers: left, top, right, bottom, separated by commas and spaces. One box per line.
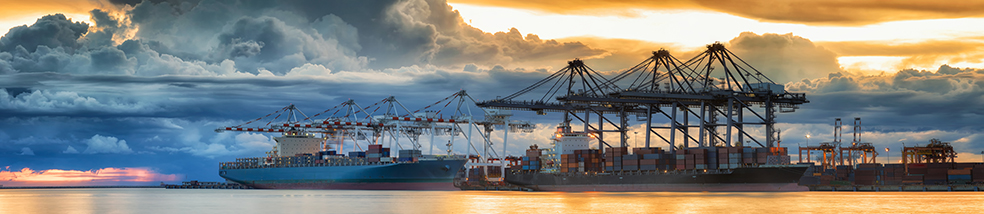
885, 148, 890, 164
805, 134, 811, 163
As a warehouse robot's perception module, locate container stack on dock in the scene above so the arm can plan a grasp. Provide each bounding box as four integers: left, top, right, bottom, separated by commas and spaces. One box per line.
948, 168, 973, 184
904, 163, 927, 184
975, 167, 984, 183
801, 163, 984, 190
854, 164, 882, 185
924, 164, 949, 185
882, 164, 904, 185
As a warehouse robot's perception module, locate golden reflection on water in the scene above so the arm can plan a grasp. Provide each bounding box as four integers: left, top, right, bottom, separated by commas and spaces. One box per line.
442, 191, 984, 214
2, 189, 983, 214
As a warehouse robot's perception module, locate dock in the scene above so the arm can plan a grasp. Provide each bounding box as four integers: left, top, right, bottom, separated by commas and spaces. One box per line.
163, 181, 251, 189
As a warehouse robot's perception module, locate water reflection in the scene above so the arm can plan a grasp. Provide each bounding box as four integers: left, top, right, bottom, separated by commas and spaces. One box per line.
1, 189, 983, 214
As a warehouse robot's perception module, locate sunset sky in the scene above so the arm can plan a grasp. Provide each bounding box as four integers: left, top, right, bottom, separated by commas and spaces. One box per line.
3, 0, 984, 186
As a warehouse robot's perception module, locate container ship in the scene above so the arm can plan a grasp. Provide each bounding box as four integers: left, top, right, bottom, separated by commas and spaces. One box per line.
218, 130, 467, 190
500, 127, 809, 192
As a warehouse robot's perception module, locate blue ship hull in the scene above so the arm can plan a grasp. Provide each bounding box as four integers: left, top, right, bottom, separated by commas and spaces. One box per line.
220, 159, 468, 190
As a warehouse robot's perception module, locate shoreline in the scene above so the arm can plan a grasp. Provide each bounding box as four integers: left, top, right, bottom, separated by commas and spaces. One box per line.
0, 186, 164, 189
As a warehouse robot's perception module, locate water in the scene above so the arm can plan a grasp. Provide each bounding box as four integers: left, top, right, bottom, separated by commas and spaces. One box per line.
1, 189, 982, 214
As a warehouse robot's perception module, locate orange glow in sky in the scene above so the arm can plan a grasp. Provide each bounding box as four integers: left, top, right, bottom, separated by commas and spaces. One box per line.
447, 2, 984, 72
0, 167, 181, 187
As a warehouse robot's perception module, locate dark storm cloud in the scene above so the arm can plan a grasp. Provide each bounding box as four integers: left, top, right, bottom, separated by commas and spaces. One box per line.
0, 14, 89, 53
82, 9, 126, 48
8, 0, 984, 182
787, 65, 984, 133
0, 0, 605, 78
117, 0, 603, 70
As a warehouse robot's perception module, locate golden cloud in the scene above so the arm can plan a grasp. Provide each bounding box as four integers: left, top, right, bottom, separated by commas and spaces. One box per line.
818, 39, 984, 69
448, 0, 698, 17
0, 167, 181, 187
0, 0, 114, 20
450, 0, 984, 25
818, 40, 981, 56
556, 36, 693, 72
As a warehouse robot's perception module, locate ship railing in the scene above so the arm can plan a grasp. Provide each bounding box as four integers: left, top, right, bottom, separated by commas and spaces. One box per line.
222, 156, 406, 169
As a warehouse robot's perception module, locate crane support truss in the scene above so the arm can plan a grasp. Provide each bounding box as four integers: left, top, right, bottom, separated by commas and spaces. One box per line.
799, 142, 838, 171
479, 43, 809, 152
840, 143, 879, 166
217, 90, 535, 168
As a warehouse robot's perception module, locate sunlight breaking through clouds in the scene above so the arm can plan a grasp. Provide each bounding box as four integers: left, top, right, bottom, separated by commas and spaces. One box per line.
0, 167, 181, 187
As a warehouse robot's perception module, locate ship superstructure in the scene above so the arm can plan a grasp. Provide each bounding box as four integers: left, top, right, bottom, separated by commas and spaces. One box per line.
273, 131, 326, 157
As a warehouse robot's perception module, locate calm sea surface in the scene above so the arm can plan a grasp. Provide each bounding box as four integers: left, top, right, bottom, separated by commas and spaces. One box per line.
1, 188, 983, 214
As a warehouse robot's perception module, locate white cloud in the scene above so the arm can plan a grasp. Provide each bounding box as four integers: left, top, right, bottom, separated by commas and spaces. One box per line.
63, 145, 79, 154
283, 63, 333, 77
0, 89, 162, 114
82, 134, 134, 154
18, 147, 34, 155
148, 132, 276, 159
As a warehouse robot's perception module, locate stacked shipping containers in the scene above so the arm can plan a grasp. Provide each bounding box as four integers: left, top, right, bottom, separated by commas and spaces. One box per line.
854, 163, 882, 185
904, 163, 927, 184
675, 148, 708, 170
561, 149, 602, 173
716, 147, 742, 169
975, 165, 984, 183
604, 147, 628, 172
633, 147, 666, 171
924, 164, 948, 185
366, 145, 391, 162
398, 149, 422, 162
801, 162, 984, 187
970, 165, 984, 184
947, 168, 972, 184
521, 147, 542, 171
882, 164, 905, 185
